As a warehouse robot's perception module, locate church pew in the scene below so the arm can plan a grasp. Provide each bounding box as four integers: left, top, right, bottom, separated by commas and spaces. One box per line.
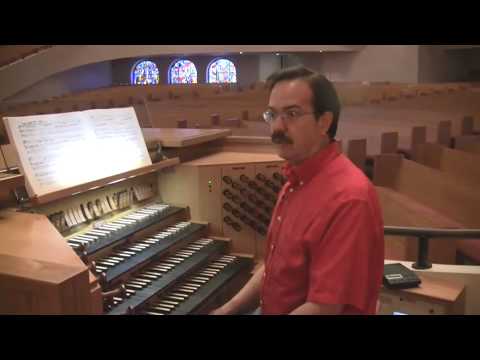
437, 120, 452, 147
453, 135, 480, 155
376, 186, 460, 263
346, 138, 367, 172
373, 154, 480, 264
396, 126, 427, 159
414, 142, 480, 189
380, 131, 399, 154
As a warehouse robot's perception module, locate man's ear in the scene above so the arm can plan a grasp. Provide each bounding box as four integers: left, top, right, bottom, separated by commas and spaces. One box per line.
318, 112, 333, 136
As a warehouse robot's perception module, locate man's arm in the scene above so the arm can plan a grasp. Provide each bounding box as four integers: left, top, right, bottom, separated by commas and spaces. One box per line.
304, 198, 384, 315
289, 302, 343, 315
210, 264, 264, 315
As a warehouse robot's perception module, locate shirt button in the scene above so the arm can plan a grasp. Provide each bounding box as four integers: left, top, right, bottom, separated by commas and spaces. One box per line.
299, 181, 304, 186
277, 216, 281, 222
289, 188, 293, 192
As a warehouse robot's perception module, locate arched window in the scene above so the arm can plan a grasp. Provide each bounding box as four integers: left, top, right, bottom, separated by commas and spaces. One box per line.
131, 60, 160, 85
168, 59, 198, 84
207, 58, 237, 83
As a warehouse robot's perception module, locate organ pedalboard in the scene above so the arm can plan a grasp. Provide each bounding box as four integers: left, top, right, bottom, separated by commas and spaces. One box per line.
30, 172, 253, 315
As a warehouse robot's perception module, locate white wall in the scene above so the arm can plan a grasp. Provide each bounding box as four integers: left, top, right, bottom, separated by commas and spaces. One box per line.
417, 46, 480, 82
7, 46, 456, 104
457, 48, 480, 81
6, 61, 112, 103
418, 46, 462, 83
0, 45, 364, 100
258, 54, 281, 80
297, 46, 420, 83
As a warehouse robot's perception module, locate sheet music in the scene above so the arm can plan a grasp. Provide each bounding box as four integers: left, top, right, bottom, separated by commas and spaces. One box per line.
3, 107, 152, 197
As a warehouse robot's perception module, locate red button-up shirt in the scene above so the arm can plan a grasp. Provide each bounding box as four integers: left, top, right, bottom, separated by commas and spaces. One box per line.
261, 142, 384, 315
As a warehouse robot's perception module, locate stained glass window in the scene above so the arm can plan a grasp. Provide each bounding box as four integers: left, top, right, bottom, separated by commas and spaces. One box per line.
168, 59, 198, 84
207, 58, 237, 83
131, 60, 160, 85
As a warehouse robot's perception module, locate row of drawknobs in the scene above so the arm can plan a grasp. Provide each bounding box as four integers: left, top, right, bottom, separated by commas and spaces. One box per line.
222, 173, 285, 195
221, 173, 286, 213
223, 202, 269, 235
220, 173, 285, 236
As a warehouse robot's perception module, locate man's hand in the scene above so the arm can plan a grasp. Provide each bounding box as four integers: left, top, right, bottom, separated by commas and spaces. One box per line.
209, 304, 235, 315
289, 302, 343, 315
209, 264, 265, 315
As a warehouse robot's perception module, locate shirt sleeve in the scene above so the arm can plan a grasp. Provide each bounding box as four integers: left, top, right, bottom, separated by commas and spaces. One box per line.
305, 199, 383, 313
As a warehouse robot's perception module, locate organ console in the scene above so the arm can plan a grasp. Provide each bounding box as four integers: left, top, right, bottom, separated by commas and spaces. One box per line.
0, 111, 255, 315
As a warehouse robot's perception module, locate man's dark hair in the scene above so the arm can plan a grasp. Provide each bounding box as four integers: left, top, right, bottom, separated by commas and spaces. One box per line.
266, 65, 341, 139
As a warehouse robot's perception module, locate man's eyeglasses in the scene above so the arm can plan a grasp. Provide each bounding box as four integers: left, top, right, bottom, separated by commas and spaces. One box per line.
262, 108, 315, 124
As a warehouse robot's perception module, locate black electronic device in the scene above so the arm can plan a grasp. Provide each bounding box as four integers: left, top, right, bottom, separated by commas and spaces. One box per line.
383, 263, 421, 289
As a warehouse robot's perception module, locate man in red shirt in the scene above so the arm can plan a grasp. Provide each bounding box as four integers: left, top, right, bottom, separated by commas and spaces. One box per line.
211, 66, 384, 315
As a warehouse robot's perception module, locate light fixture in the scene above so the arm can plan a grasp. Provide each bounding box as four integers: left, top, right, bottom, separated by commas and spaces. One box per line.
239, 51, 243, 54
275, 53, 280, 56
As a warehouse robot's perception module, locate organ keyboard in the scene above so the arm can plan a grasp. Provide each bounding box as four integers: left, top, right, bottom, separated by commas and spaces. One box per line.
138, 253, 252, 315
105, 238, 250, 314
65, 202, 184, 256
93, 221, 207, 285
0, 161, 253, 314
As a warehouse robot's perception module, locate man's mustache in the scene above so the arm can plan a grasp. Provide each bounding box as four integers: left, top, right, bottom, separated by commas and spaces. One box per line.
271, 131, 293, 144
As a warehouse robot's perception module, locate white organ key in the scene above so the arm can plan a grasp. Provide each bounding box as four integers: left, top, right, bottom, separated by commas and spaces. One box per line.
73, 207, 84, 224
91, 202, 102, 218
81, 203, 94, 221
63, 211, 73, 228
68, 238, 89, 245
76, 206, 87, 223
68, 208, 79, 226
107, 195, 118, 210
66, 209, 77, 227
101, 198, 111, 214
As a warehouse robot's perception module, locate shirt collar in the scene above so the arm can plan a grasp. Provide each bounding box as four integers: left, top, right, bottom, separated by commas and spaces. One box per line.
282, 141, 341, 187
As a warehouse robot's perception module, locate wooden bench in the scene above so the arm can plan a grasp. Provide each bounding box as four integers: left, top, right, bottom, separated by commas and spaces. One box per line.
398, 126, 427, 159
437, 120, 452, 147
376, 186, 460, 264
210, 114, 220, 127
346, 138, 367, 172
414, 142, 480, 189
453, 135, 480, 155
177, 119, 188, 128
380, 131, 399, 154
374, 154, 480, 263
223, 118, 241, 128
